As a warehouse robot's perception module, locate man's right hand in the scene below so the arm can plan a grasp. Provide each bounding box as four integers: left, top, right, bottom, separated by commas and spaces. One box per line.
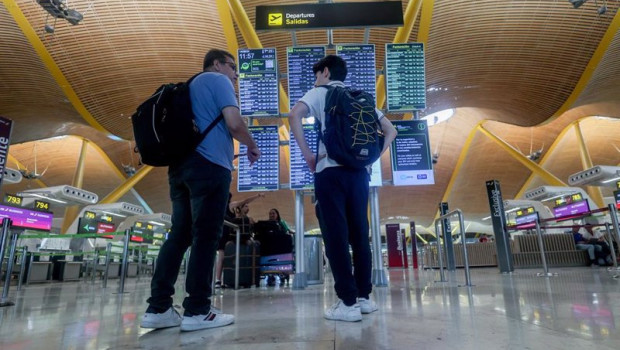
248, 146, 260, 165
304, 153, 316, 173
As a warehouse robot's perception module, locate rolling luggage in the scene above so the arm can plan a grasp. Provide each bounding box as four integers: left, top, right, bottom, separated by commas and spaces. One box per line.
223, 240, 260, 288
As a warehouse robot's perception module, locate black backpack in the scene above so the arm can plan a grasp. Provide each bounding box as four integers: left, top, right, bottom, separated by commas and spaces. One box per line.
317, 85, 384, 169
131, 73, 223, 166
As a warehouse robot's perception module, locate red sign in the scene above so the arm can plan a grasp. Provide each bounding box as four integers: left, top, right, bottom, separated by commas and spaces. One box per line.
97, 222, 116, 239
386, 224, 408, 268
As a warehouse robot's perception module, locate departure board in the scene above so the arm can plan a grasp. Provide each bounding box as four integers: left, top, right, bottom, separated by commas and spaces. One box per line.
385, 43, 426, 111
336, 45, 376, 98
287, 46, 325, 110
290, 124, 318, 190
238, 48, 279, 117
238, 125, 280, 192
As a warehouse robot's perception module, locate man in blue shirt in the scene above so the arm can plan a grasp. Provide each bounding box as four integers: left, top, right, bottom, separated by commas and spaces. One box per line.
142, 49, 260, 332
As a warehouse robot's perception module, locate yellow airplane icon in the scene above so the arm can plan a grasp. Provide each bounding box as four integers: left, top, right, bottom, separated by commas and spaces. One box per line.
269, 13, 282, 26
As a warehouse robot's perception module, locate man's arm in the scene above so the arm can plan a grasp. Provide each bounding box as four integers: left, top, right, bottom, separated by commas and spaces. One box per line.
289, 101, 316, 172
379, 116, 397, 155
222, 106, 260, 165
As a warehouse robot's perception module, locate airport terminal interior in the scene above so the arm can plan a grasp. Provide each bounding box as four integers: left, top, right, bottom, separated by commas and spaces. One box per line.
1, 0, 620, 349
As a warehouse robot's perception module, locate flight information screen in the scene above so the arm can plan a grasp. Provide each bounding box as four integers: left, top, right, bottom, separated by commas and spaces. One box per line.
390, 120, 434, 186
238, 48, 279, 117
287, 46, 325, 110
336, 44, 376, 98
385, 43, 426, 111
290, 124, 318, 190
238, 125, 280, 192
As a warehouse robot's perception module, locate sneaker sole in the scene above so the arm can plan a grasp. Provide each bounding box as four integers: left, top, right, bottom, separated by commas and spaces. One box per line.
140, 321, 181, 329
180, 319, 234, 332
324, 314, 362, 322
360, 307, 378, 314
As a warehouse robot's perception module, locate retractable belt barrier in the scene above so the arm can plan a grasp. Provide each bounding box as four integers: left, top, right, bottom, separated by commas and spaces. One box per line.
433, 209, 473, 287
505, 204, 620, 278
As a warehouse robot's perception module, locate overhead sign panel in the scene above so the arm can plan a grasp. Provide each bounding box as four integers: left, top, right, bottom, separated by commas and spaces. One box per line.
385, 43, 426, 111
256, 2, 404, 31
287, 46, 325, 110
0, 116, 14, 189
238, 125, 280, 192
390, 120, 434, 186
0, 204, 53, 231
336, 45, 376, 98
238, 48, 279, 117
290, 124, 317, 190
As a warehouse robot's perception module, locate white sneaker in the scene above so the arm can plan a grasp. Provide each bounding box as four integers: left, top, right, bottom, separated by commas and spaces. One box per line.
141, 307, 182, 329
180, 311, 235, 332
324, 300, 362, 322
357, 298, 378, 314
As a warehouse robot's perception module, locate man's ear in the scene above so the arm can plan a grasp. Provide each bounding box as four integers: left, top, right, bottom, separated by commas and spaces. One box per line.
323, 67, 331, 80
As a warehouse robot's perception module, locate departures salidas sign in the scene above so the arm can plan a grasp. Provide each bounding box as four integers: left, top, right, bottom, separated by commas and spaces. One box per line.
255, 1, 403, 31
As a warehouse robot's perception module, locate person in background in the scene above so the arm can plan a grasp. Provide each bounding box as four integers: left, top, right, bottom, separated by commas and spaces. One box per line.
572, 227, 600, 266
579, 223, 613, 266
141, 49, 260, 332
269, 208, 290, 233
214, 193, 265, 288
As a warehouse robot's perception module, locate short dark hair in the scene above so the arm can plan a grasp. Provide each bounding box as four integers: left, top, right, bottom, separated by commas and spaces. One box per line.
203, 49, 234, 71
312, 55, 347, 82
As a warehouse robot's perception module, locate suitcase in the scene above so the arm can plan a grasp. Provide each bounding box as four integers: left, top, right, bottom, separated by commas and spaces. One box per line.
223, 240, 260, 288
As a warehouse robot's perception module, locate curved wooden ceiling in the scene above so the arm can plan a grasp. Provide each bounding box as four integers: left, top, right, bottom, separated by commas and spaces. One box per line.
1, 0, 619, 232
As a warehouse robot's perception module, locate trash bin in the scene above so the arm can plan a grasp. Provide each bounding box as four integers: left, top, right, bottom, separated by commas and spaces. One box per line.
304, 235, 324, 284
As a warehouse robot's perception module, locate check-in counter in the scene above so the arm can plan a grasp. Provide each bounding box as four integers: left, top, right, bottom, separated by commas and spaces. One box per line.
52, 260, 82, 281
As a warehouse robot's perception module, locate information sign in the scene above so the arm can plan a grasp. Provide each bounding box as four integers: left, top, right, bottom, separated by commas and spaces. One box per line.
255, 2, 404, 31
238, 126, 280, 192
336, 45, 376, 98
34, 200, 50, 211
287, 46, 325, 110
385, 43, 426, 111
3, 193, 22, 206
238, 48, 279, 117
290, 124, 317, 190
0, 204, 53, 231
390, 120, 434, 186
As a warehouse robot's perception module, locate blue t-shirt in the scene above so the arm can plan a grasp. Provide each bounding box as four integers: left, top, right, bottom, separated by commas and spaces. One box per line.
190, 72, 239, 170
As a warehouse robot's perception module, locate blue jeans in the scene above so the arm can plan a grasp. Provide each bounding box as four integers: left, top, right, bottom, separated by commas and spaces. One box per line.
147, 152, 231, 315
314, 166, 371, 306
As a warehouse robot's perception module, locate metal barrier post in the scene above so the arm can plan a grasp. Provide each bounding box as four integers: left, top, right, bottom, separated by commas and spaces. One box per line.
234, 226, 240, 290
26, 253, 34, 286
0, 219, 11, 297
369, 187, 388, 286
292, 190, 307, 289
604, 223, 619, 270
535, 218, 556, 277
455, 210, 473, 287
433, 219, 447, 282
103, 242, 112, 288
17, 247, 27, 291
607, 204, 620, 254
1, 228, 19, 306
118, 229, 130, 294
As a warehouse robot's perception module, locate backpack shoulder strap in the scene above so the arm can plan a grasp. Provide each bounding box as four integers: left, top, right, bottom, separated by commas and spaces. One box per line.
187, 72, 225, 142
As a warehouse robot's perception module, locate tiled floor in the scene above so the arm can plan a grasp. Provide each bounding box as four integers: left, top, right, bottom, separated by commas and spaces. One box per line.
1, 267, 619, 349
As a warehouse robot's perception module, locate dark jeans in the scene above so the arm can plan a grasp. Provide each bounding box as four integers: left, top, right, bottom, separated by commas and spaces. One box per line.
147, 152, 231, 315
314, 166, 371, 306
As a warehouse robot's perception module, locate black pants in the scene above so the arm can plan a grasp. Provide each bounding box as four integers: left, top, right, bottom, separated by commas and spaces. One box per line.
147, 153, 231, 315
315, 166, 372, 306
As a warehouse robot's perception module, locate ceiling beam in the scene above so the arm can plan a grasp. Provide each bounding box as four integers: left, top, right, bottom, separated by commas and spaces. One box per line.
542, 8, 620, 124
574, 121, 604, 208
1, 0, 109, 134
477, 124, 566, 187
